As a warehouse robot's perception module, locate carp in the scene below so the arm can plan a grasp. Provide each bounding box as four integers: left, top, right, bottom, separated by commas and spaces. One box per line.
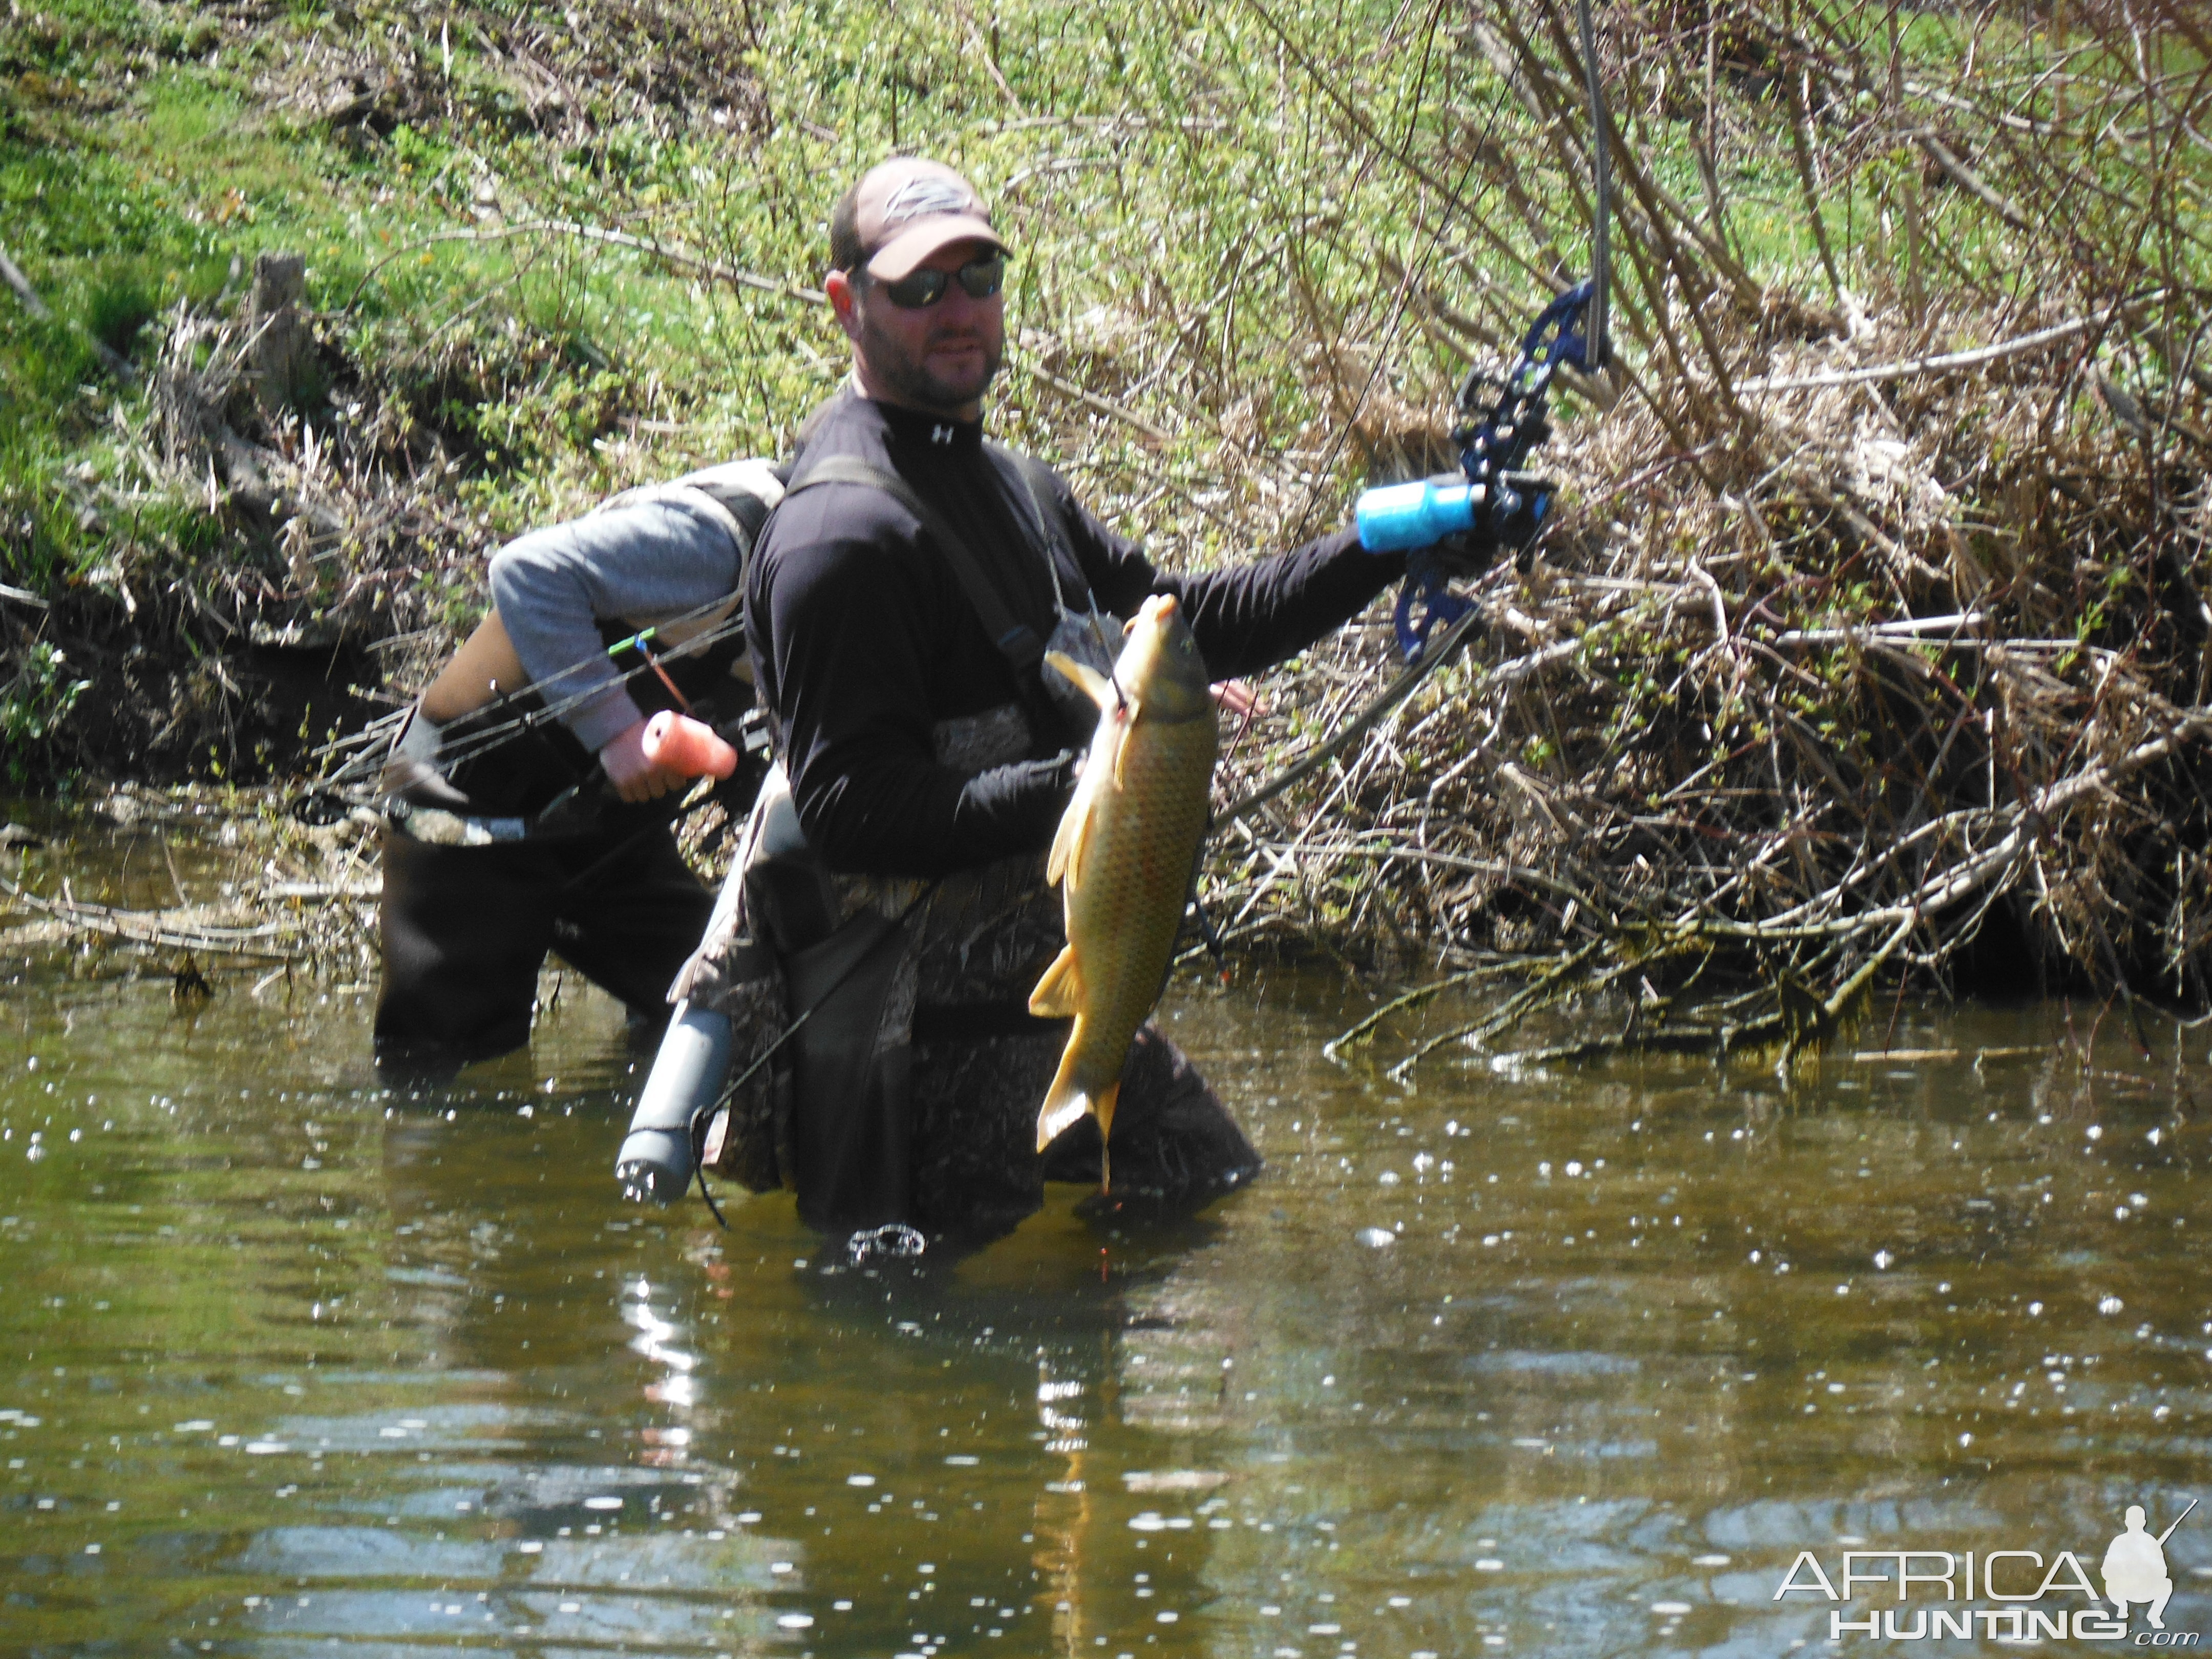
1028, 593, 1219, 1174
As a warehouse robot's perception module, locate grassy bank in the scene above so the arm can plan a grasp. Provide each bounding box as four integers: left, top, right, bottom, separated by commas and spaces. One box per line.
3, 0, 2208, 1037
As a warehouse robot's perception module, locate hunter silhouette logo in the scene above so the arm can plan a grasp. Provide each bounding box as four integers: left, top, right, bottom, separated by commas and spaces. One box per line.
2106, 1500, 2196, 1631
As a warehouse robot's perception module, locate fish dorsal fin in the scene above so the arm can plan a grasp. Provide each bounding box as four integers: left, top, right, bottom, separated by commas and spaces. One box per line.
1044, 649, 1116, 712
1029, 944, 1084, 1018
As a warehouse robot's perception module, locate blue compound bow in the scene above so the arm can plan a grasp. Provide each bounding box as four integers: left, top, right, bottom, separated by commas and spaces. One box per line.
1354, 0, 1613, 664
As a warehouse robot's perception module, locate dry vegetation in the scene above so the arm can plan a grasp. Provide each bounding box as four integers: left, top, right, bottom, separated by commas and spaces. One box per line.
1206, 0, 2212, 1070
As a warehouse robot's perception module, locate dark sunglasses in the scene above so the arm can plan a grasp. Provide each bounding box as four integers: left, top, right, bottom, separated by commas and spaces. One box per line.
865, 254, 1006, 309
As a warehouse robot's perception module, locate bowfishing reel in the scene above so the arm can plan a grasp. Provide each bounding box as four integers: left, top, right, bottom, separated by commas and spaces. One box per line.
1355, 276, 1607, 663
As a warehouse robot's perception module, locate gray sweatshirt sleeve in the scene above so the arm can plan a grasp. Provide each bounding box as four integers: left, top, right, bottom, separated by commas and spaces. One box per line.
486, 494, 745, 754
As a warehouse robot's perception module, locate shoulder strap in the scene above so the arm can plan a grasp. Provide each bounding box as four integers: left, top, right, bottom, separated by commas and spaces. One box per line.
675, 458, 785, 548
783, 454, 1047, 674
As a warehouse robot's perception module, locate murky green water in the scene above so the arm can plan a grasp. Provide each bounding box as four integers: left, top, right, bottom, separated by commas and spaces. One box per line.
6, 822, 2212, 1656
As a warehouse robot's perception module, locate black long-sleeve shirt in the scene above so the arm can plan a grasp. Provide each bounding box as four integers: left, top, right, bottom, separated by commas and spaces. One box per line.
746, 390, 1405, 876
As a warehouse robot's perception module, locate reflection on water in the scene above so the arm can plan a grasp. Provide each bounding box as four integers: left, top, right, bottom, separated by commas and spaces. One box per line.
6, 844, 2212, 1655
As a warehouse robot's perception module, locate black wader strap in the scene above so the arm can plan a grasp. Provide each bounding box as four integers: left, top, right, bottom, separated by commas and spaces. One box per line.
783, 455, 1047, 675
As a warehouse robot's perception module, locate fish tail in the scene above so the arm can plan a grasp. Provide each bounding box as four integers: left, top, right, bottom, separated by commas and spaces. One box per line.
1092, 1076, 1122, 1147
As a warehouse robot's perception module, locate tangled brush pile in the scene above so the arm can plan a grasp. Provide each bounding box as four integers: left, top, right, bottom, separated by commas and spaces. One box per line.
1208, 0, 2212, 1068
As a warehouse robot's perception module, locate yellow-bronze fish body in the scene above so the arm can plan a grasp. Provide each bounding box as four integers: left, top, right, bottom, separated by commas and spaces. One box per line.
1028, 593, 1218, 1166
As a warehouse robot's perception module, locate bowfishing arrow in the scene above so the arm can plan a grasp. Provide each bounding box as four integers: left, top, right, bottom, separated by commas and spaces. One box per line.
1353, 0, 1613, 665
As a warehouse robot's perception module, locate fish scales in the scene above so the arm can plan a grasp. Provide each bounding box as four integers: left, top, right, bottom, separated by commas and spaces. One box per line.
1029, 594, 1219, 1174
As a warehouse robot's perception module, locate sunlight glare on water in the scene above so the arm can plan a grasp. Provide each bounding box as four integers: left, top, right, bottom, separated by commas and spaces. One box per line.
4, 829, 2210, 1656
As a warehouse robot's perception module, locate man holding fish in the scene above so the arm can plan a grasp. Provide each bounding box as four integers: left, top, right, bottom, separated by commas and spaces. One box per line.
732, 157, 1481, 1241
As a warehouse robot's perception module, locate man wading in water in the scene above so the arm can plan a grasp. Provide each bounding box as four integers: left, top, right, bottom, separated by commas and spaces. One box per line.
722, 156, 1488, 1243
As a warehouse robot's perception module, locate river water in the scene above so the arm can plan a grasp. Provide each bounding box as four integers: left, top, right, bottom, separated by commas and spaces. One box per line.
5, 818, 2211, 1656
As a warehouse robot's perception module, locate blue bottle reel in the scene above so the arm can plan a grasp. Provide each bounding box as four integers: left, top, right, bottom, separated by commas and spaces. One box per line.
1355, 474, 1488, 553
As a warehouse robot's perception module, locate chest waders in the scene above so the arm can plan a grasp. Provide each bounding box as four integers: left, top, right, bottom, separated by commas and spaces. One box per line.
616, 443, 1102, 1229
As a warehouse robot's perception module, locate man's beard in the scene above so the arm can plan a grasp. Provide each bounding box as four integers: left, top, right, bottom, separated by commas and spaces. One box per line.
860, 311, 1003, 414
